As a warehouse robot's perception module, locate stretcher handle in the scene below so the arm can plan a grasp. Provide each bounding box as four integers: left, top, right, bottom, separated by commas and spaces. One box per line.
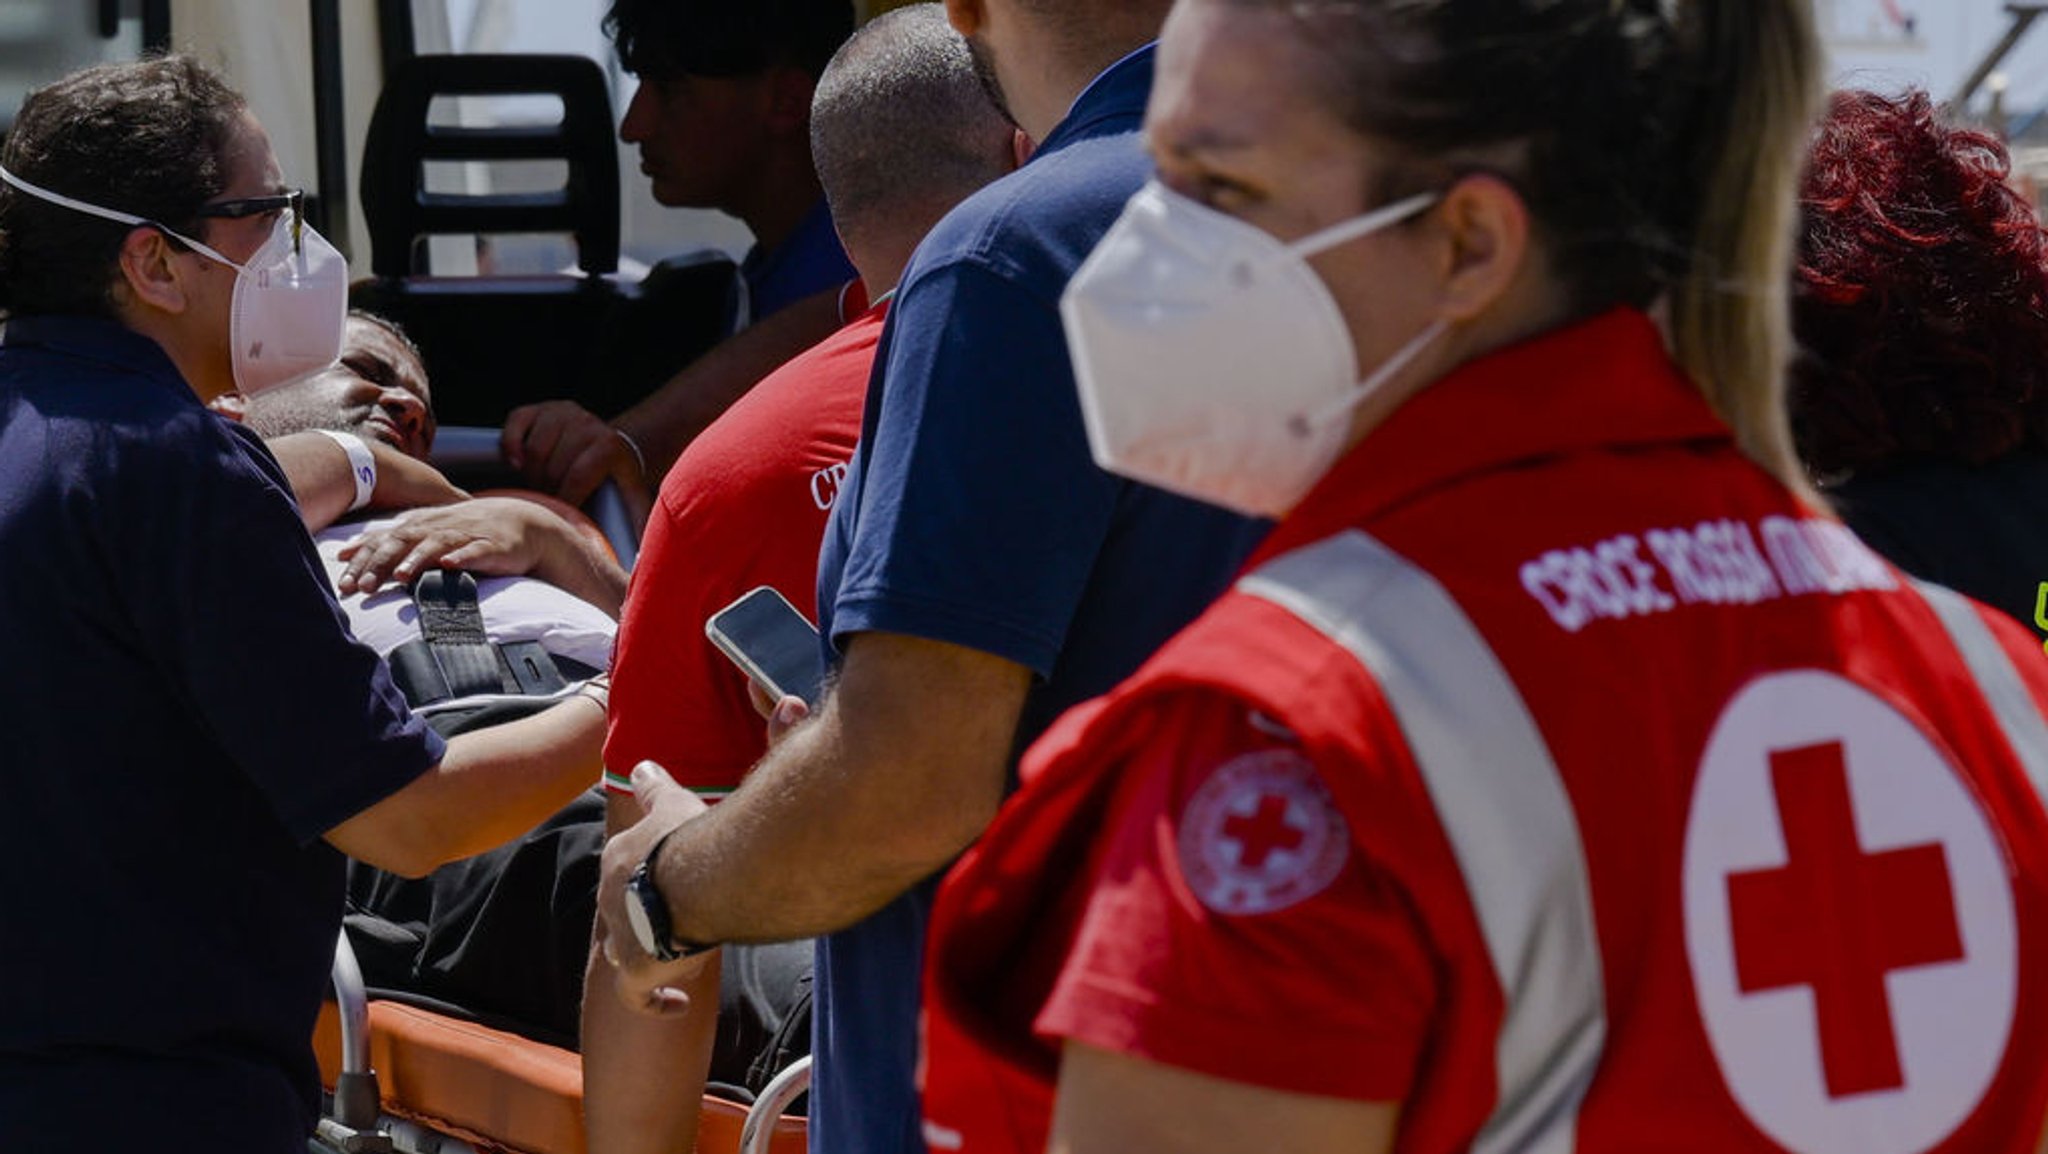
329, 929, 382, 1132
739, 1055, 812, 1154
432, 426, 639, 569
585, 480, 639, 570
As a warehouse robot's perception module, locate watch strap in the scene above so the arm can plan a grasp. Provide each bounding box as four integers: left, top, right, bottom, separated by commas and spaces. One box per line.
631, 828, 718, 962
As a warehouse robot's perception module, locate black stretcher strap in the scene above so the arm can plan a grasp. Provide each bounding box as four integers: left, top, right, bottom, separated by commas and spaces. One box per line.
387, 569, 577, 705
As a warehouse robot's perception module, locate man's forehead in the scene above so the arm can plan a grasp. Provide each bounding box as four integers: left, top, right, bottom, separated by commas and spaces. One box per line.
346, 320, 426, 379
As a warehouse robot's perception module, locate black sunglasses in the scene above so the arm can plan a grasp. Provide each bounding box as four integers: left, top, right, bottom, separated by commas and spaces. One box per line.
192, 188, 304, 253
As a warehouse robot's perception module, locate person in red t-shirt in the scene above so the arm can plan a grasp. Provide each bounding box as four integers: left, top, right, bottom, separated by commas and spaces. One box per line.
921, 3, 2048, 1153
583, 9, 1020, 1154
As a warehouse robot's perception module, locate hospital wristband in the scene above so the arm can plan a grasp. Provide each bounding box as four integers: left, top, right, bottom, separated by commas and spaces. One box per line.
314, 429, 377, 512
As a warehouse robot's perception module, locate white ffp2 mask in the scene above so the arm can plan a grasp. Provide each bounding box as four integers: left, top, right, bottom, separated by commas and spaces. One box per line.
1061, 180, 1445, 519
0, 164, 347, 396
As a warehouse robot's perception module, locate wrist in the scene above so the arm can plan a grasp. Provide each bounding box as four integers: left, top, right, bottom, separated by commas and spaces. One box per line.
313, 429, 376, 512
611, 426, 651, 485
574, 672, 610, 717
628, 826, 719, 962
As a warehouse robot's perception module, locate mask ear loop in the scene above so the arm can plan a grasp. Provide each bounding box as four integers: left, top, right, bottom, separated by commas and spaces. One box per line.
0, 163, 246, 271
1276, 189, 1449, 436
1290, 318, 1451, 437
1286, 190, 1440, 261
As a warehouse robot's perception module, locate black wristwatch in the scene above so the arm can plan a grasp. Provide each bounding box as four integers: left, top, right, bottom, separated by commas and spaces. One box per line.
624, 831, 718, 963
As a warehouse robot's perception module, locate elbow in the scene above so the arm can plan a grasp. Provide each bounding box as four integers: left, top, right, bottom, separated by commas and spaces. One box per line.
341, 810, 461, 879
326, 760, 494, 878
889, 784, 1004, 878
363, 837, 445, 880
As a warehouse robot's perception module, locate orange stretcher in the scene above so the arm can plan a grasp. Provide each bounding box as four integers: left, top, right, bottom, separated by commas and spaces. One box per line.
313, 933, 808, 1154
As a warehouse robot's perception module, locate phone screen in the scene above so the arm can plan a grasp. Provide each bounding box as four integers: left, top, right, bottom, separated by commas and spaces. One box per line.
705, 586, 827, 706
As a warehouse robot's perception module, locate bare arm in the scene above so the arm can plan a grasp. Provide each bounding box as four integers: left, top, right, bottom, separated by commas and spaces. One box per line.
1049, 1043, 1399, 1154
596, 631, 1031, 1009
581, 791, 722, 1154
617, 287, 846, 475
324, 693, 605, 878
501, 286, 846, 503
519, 506, 630, 615
266, 432, 468, 534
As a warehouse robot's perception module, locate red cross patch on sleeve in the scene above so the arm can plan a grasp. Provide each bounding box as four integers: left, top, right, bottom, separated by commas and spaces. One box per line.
1177, 748, 1352, 917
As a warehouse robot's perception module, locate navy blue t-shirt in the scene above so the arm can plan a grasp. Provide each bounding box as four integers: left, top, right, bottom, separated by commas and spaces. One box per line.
0, 317, 444, 1153
743, 195, 858, 321
812, 46, 1267, 1154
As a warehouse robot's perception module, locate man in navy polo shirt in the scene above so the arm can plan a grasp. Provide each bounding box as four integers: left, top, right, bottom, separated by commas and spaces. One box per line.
593, 3, 1266, 1151
0, 57, 606, 1154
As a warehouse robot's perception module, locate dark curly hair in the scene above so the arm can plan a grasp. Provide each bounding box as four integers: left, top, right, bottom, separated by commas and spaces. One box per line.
604, 0, 853, 82
0, 55, 247, 320
1790, 88, 2048, 477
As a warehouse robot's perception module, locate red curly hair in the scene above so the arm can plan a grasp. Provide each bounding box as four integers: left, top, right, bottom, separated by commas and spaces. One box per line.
1790, 88, 2048, 476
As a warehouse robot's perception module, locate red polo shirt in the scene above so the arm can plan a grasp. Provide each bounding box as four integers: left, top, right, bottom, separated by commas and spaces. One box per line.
605, 299, 883, 797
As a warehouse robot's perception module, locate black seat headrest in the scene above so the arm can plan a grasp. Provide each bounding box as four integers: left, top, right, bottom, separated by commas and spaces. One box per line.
361, 54, 620, 277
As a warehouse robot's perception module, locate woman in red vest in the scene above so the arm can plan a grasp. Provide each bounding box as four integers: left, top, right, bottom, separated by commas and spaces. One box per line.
921, 2, 2048, 1152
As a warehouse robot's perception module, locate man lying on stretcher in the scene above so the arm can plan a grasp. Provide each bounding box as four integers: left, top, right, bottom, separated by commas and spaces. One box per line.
209, 310, 624, 1039
213, 311, 814, 1088
217, 309, 626, 685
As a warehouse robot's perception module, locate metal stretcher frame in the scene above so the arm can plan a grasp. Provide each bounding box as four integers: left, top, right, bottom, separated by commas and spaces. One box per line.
316, 932, 811, 1154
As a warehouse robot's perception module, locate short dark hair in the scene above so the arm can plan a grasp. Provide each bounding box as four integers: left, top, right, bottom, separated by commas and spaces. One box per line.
0, 55, 247, 320
604, 0, 854, 82
348, 308, 426, 372
810, 5, 1014, 241
1790, 88, 2048, 476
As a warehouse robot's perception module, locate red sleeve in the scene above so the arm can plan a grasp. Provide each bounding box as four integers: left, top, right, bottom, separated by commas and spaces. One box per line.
1034, 694, 1436, 1101
602, 315, 875, 797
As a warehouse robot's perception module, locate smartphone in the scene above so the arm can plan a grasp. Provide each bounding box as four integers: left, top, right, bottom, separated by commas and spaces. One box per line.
705, 585, 827, 707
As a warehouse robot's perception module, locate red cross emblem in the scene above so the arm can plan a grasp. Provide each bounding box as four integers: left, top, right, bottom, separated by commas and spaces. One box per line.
1179, 749, 1350, 916
1222, 794, 1306, 869
1727, 742, 1964, 1098
1685, 670, 2016, 1154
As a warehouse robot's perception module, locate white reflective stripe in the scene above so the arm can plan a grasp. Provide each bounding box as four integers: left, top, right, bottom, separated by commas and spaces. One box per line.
1914, 580, 2048, 801
0, 162, 241, 268
1240, 529, 1605, 1154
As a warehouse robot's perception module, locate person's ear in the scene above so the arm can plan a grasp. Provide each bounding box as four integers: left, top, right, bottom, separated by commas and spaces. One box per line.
763, 65, 815, 137
115, 226, 191, 316
207, 391, 248, 422
944, 0, 985, 37
1431, 174, 1529, 323
1011, 128, 1035, 170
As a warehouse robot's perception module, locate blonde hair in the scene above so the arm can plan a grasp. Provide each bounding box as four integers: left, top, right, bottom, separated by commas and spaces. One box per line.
1668, 0, 1822, 497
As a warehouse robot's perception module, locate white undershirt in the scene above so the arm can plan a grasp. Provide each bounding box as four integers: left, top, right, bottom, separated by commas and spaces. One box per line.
314, 517, 617, 673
